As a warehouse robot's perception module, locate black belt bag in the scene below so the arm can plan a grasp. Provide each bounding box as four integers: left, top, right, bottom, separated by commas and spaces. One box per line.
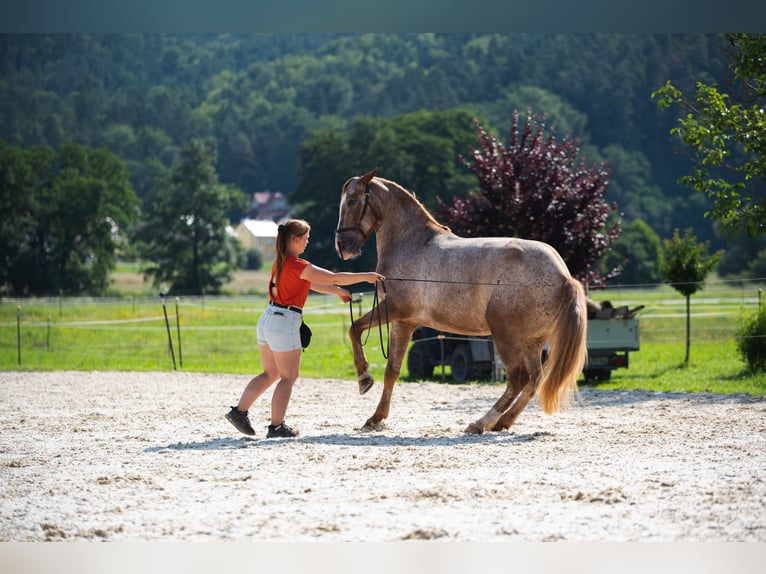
300, 321, 312, 349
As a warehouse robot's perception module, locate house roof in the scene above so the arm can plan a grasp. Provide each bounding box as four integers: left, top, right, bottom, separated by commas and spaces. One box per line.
238, 219, 279, 238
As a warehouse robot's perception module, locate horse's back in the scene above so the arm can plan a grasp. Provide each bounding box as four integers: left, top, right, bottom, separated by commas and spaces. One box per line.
432, 234, 570, 281
385, 233, 573, 335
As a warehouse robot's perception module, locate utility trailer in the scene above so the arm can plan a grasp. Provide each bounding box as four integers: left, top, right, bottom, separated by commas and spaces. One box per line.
581, 317, 640, 381
406, 308, 641, 383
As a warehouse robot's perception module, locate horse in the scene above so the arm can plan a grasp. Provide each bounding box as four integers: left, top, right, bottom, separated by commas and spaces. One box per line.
335, 167, 588, 434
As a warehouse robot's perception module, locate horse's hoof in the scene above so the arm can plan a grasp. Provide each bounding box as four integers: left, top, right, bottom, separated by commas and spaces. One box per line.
361, 418, 385, 432
464, 422, 484, 435
358, 374, 374, 395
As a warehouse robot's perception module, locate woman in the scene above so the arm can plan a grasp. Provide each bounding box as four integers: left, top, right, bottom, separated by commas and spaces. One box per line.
225, 219, 384, 438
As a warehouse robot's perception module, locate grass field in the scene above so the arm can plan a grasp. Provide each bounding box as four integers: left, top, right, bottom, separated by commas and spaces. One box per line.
1, 271, 765, 394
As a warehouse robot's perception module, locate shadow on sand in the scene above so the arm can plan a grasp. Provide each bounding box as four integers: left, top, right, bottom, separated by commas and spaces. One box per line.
145, 429, 554, 452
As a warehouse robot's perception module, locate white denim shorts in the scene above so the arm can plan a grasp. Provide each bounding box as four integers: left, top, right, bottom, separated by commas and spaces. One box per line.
256, 305, 302, 352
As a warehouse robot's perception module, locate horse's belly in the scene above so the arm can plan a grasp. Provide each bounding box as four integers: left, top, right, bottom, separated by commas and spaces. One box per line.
413, 296, 493, 336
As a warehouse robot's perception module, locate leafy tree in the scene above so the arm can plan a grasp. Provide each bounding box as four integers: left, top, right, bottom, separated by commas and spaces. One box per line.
653, 33, 766, 237
293, 127, 356, 270
0, 141, 139, 295
135, 139, 246, 295
439, 111, 621, 286
603, 219, 663, 286
599, 144, 674, 240
736, 305, 766, 373
661, 228, 724, 366
0, 141, 44, 294
469, 85, 589, 143
716, 228, 766, 278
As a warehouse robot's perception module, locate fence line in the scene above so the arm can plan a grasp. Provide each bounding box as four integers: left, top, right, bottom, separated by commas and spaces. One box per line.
2, 280, 764, 371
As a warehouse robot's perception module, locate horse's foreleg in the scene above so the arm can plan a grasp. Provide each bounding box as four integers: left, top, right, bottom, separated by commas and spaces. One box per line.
349, 311, 376, 395
362, 322, 414, 431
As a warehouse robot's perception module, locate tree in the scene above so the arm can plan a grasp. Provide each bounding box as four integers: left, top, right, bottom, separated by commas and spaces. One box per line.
135, 139, 246, 295
603, 219, 664, 286
661, 228, 724, 366
716, 228, 766, 278
652, 33, 766, 237
439, 111, 621, 286
0, 141, 139, 295
736, 304, 766, 373
0, 141, 40, 294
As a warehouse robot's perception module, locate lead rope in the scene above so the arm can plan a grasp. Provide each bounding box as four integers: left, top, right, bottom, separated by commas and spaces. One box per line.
348, 280, 390, 359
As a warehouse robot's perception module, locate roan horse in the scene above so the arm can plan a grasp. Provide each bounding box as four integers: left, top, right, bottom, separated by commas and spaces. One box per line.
335, 167, 588, 434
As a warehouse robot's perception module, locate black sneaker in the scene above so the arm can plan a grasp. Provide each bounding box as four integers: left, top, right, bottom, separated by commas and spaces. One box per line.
225, 406, 255, 436
267, 422, 299, 438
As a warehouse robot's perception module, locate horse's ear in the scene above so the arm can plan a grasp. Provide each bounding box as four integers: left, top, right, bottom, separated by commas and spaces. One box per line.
359, 167, 379, 185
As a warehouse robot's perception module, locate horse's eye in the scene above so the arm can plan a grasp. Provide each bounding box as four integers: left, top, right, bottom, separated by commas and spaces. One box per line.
347, 199, 358, 207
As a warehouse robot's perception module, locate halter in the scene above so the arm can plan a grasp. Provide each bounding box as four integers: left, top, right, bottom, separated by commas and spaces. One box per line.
335, 181, 378, 240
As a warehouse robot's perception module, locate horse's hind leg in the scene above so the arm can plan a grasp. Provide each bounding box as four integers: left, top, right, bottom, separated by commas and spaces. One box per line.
464, 382, 522, 434
491, 381, 535, 431
362, 322, 414, 431
490, 350, 543, 431
465, 341, 539, 434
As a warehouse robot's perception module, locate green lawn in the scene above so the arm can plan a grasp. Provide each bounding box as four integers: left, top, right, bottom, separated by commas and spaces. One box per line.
1, 279, 765, 394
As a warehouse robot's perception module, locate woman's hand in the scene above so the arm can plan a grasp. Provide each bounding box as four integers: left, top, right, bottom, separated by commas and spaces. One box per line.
337, 288, 352, 303
365, 272, 385, 284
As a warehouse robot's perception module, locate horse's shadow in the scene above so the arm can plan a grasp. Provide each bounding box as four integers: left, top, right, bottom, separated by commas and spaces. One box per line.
144, 430, 552, 452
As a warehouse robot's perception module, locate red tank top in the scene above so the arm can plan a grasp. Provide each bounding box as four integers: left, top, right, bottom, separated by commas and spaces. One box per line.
269, 256, 311, 308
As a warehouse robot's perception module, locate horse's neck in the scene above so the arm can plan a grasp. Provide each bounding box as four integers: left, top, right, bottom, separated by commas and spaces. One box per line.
376, 186, 449, 259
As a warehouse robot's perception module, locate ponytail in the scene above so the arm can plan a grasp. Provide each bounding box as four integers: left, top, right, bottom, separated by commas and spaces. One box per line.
274, 219, 310, 283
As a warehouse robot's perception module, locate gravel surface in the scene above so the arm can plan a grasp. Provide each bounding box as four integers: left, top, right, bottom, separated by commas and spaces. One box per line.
1, 370, 764, 542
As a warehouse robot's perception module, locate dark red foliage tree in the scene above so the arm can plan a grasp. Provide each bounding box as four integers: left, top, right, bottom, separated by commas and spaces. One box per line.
439, 110, 622, 286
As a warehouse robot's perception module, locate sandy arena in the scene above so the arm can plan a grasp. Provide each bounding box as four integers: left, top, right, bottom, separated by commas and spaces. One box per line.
0, 370, 764, 542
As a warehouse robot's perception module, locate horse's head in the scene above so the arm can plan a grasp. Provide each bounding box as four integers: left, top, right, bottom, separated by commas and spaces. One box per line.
335, 167, 381, 260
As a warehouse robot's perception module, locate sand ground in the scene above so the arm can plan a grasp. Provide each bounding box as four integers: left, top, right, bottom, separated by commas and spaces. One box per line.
1, 370, 764, 542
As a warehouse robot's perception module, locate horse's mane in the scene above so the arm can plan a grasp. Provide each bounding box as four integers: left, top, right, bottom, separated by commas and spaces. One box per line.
376, 177, 452, 233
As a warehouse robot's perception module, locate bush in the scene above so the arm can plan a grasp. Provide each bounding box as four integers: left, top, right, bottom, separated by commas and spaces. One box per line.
244, 249, 263, 270
736, 304, 766, 372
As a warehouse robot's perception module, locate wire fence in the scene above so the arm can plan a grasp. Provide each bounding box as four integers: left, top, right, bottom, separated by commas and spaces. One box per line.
1, 278, 764, 373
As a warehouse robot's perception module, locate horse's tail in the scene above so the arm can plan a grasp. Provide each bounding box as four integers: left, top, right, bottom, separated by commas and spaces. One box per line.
537, 276, 588, 414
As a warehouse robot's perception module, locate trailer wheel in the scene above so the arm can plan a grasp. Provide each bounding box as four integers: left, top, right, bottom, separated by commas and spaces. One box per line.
450, 344, 473, 382
407, 344, 433, 379
583, 368, 612, 382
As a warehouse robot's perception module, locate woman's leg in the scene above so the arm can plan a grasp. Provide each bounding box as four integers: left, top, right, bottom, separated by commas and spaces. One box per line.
269, 348, 302, 425
236, 344, 280, 411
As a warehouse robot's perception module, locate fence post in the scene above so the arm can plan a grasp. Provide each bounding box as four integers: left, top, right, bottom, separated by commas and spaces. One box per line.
160, 293, 177, 370
438, 332, 445, 384
175, 297, 183, 369
492, 340, 505, 382
16, 305, 21, 366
